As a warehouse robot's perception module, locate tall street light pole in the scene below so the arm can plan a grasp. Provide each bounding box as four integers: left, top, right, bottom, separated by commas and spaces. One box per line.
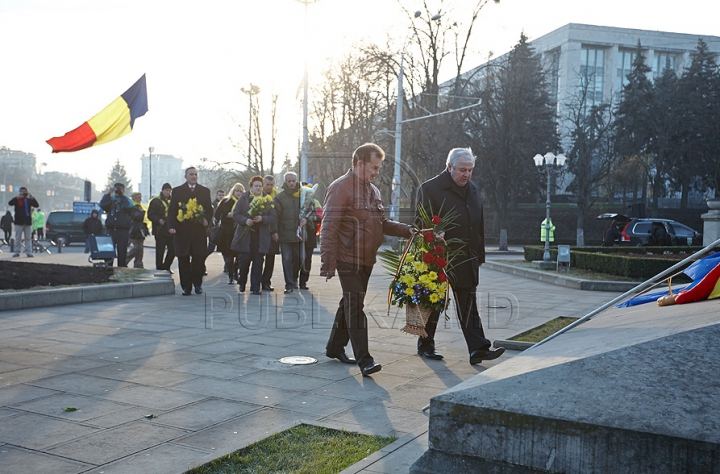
295, 0, 319, 183
391, 11, 440, 222
533, 152, 566, 267
148, 146, 154, 198
241, 84, 260, 170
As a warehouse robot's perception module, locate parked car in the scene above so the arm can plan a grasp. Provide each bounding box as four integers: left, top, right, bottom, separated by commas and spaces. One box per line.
597, 213, 702, 246
45, 210, 105, 247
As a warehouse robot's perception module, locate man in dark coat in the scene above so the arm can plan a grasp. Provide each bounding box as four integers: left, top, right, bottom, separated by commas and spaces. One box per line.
100, 183, 135, 267
82, 209, 105, 253
8, 187, 39, 257
167, 167, 213, 296
148, 183, 175, 271
1, 210, 13, 244
416, 148, 505, 365
273, 172, 306, 294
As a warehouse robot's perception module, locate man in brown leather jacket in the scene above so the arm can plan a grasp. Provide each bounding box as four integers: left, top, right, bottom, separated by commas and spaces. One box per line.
321, 143, 414, 377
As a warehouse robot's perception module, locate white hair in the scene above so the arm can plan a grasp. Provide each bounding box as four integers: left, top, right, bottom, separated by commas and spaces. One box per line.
446, 148, 476, 168
284, 172, 297, 181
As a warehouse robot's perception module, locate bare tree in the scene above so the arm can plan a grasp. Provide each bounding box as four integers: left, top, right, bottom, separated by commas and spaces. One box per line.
562, 73, 617, 245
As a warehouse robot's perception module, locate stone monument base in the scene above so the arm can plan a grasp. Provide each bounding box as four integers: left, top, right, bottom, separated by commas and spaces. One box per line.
412, 298, 720, 473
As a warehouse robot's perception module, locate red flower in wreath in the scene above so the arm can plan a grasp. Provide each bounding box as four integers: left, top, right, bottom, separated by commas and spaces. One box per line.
437, 272, 447, 282
435, 257, 447, 268
434, 244, 444, 255
431, 215, 442, 225
423, 252, 435, 264
423, 231, 434, 242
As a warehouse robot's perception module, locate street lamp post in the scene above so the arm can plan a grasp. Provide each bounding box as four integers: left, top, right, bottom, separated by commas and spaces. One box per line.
533, 152, 566, 266
148, 147, 154, 198
391, 11, 439, 222
241, 84, 260, 170
295, 0, 319, 183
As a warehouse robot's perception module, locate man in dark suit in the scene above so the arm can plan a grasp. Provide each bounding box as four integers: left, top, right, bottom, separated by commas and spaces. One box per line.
416, 148, 505, 365
167, 167, 213, 296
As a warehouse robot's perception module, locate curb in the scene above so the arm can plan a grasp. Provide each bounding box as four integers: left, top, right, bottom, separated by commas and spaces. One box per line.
493, 339, 534, 352
338, 427, 428, 474
0, 277, 175, 311
483, 261, 639, 292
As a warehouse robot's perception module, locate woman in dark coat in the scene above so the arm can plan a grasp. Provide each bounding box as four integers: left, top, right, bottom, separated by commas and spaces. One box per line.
231, 176, 277, 295
214, 183, 244, 284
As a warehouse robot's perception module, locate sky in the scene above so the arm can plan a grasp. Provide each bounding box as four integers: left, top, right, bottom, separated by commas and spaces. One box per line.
1, 0, 719, 191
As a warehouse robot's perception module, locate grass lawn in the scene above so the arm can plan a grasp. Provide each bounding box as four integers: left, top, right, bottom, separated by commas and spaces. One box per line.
185, 424, 397, 474
510, 316, 579, 342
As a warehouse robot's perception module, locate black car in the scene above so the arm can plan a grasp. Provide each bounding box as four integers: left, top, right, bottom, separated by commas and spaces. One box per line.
45, 210, 105, 247
598, 214, 702, 246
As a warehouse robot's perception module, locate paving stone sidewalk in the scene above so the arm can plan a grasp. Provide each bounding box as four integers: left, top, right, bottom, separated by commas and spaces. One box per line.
0, 247, 620, 473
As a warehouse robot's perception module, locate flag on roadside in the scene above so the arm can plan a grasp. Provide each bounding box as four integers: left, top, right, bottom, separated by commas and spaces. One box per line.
46, 74, 148, 153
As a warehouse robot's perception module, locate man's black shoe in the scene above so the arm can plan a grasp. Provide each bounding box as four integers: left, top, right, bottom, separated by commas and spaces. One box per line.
326, 351, 356, 364
194, 286, 203, 295
182, 289, 192, 296
262, 285, 274, 291
418, 350, 444, 360
299, 284, 309, 290
361, 363, 382, 377
251, 290, 261, 295
239, 285, 245, 292
284, 288, 293, 294
469, 347, 505, 365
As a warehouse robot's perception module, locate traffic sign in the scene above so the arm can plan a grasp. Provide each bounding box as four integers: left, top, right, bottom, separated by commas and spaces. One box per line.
73, 202, 101, 214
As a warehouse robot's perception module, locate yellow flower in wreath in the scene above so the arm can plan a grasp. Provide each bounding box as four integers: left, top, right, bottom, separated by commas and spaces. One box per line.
429, 293, 440, 303
405, 288, 415, 296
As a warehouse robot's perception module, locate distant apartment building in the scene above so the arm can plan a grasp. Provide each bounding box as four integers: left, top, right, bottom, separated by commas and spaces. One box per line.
139, 153, 184, 198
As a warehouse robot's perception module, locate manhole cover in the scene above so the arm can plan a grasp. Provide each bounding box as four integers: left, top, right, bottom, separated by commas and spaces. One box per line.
279, 356, 317, 365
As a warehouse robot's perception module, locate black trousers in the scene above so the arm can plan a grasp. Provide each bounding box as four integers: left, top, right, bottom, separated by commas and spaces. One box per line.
262, 239, 279, 287
299, 240, 315, 286
419, 287, 491, 354
326, 262, 374, 368
238, 252, 264, 291
176, 234, 208, 292
108, 227, 129, 267
155, 234, 175, 270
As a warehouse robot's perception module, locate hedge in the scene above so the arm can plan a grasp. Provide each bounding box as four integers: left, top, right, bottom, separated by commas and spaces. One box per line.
523, 246, 701, 279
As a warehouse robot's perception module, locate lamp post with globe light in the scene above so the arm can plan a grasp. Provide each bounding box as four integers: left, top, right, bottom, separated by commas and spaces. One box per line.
533, 152, 566, 267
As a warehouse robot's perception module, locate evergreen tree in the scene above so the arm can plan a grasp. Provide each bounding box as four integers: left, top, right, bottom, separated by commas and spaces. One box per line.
105, 159, 132, 193
673, 39, 720, 206
647, 59, 683, 214
465, 33, 558, 234
614, 42, 653, 157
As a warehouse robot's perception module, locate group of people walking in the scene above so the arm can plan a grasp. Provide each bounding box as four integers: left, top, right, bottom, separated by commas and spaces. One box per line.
210, 172, 320, 295
11, 142, 503, 376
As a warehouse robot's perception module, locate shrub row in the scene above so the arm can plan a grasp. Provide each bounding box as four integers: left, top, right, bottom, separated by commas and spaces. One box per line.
523, 246, 700, 279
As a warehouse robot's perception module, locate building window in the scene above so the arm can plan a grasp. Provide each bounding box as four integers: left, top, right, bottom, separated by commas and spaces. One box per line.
653, 53, 676, 78
581, 46, 605, 106
616, 49, 635, 91
548, 49, 561, 114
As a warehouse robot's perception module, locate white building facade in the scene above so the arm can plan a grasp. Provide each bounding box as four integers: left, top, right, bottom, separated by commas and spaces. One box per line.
139, 153, 184, 199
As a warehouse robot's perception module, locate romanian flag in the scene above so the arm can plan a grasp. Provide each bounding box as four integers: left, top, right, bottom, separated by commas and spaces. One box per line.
618, 252, 720, 307
46, 74, 148, 153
